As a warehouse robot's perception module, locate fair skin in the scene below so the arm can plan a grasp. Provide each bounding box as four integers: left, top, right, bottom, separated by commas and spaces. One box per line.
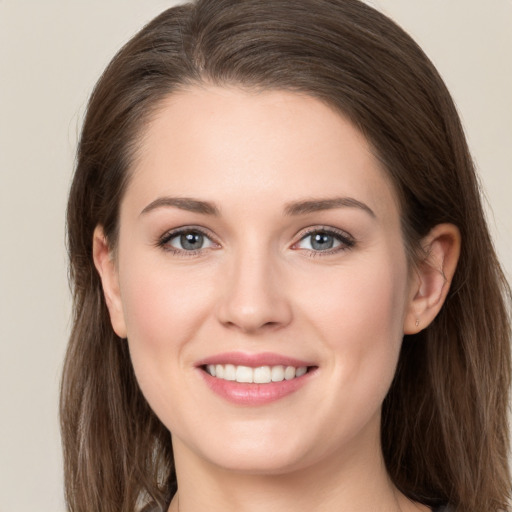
94, 86, 460, 512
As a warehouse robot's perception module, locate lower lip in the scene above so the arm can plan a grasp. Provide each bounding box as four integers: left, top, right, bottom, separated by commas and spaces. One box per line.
199, 369, 314, 406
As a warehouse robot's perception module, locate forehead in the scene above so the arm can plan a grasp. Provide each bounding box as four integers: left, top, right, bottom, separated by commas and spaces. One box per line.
126, 85, 399, 221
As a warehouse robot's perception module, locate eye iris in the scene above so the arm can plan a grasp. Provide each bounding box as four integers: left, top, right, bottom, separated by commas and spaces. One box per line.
180, 232, 204, 250
311, 232, 334, 250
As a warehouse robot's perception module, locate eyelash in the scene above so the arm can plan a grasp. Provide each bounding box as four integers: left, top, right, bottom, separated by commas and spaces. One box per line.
293, 226, 355, 257
157, 227, 219, 257
156, 226, 355, 257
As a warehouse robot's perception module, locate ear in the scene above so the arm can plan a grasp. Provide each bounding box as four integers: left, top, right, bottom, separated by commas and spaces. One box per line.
403, 223, 461, 334
92, 226, 127, 339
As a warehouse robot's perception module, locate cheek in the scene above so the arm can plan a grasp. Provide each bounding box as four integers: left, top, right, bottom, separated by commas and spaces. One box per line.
298, 252, 409, 392
116, 253, 216, 398
304, 257, 407, 332
291, 256, 410, 447
116, 257, 218, 430
119, 255, 212, 348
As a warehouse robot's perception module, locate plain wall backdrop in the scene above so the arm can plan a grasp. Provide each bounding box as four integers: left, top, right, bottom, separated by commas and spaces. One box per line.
0, 1, 511, 510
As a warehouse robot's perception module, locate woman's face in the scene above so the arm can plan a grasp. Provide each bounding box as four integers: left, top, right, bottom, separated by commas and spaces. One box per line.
103, 86, 419, 475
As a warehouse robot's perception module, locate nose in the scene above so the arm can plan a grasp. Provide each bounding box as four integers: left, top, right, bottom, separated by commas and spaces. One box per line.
216, 248, 293, 334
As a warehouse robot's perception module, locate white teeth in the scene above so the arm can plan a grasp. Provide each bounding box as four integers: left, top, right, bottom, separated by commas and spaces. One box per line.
271, 365, 285, 381
254, 366, 272, 384
235, 366, 253, 383
206, 364, 308, 383
224, 364, 236, 381
284, 366, 296, 380
295, 366, 307, 377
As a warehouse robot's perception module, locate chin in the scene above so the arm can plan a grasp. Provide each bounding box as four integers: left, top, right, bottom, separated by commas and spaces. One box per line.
174, 423, 315, 475
206, 447, 311, 476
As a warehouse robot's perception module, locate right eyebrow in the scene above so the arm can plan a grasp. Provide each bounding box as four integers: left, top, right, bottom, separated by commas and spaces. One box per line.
139, 196, 220, 216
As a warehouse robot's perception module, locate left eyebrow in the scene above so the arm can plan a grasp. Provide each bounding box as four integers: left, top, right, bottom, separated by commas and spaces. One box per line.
284, 197, 376, 218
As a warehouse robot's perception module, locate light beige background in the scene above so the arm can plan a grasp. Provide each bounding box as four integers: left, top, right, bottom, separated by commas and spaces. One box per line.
0, 1, 510, 510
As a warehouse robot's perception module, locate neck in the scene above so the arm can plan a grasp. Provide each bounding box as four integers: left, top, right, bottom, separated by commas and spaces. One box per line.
168, 434, 426, 512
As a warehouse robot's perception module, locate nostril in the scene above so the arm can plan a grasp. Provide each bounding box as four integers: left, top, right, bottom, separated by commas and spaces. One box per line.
215, 274, 294, 332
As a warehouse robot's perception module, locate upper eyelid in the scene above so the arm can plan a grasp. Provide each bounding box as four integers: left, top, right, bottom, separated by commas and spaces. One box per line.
156, 224, 355, 249
157, 227, 219, 256
159, 225, 217, 243
294, 225, 354, 241
291, 227, 356, 254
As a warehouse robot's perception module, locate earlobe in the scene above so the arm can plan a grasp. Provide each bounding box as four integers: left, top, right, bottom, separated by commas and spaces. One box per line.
92, 226, 127, 339
404, 223, 461, 334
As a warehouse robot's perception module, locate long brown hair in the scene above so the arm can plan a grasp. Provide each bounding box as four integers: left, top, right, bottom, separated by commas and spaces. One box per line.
61, 1, 511, 510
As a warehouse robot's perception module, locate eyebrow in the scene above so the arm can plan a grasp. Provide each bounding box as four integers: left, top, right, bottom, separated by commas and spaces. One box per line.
139, 195, 375, 218
140, 197, 220, 216
284, 197, 376, 217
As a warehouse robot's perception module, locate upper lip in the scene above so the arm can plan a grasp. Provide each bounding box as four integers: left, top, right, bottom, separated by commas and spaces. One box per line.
196, 351, 315, 368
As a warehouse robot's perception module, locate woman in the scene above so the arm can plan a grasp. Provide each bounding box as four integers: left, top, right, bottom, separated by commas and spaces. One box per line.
60, 0, 511, 511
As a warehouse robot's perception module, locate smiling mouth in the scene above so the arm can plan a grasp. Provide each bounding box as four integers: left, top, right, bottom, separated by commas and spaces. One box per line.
203, 364, 313, 384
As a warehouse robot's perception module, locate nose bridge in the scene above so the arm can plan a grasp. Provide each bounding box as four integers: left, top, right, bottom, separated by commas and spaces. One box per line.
216, 239, 292, 333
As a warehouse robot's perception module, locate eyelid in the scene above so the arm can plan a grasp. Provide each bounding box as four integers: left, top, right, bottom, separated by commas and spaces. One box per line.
157, 225, 220, 254
155, 224, 355, 256
291, 225, 355, 253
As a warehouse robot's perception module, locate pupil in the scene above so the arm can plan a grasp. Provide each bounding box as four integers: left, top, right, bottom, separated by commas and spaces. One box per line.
311, 233, 333, 250
181, 232, 203, 250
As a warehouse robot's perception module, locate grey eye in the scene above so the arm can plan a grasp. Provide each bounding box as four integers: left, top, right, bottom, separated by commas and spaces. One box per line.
166, 230, 215, 251
297, 231, 342, 251
179, 232, 204, 250
310, 232, 336, 250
